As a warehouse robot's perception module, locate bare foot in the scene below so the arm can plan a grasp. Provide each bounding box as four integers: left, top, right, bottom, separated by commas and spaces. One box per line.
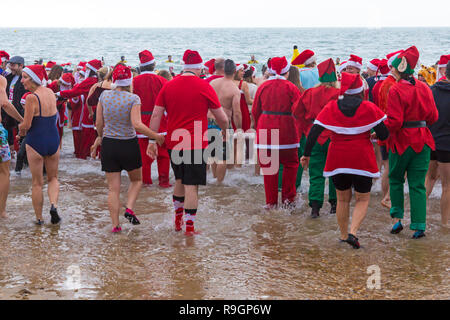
0, 211, 7, 219
381, 198, 391, 209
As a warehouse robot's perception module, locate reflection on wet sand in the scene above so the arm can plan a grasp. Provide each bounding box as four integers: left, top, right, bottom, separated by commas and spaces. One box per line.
0, 131, 449, 300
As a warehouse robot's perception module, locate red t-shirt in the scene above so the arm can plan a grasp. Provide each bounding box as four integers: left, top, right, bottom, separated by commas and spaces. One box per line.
155, 75, 221, 150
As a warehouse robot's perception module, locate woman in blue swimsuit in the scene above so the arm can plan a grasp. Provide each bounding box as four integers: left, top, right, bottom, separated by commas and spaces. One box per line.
19, 65, 61, 225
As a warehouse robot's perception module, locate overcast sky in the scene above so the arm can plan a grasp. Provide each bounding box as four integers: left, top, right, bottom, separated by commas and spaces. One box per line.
2, 0, 449, 28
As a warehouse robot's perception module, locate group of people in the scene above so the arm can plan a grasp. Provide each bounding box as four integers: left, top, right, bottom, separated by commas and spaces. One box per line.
0, 46, 449, 249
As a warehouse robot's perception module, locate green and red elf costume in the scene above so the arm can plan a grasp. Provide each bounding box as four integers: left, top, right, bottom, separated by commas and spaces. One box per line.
252, 57, 301, 207
385, 46, 439, 238
293, 58, 338, 217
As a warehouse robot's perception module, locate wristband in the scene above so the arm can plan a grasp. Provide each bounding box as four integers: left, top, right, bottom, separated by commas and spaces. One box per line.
148, 139, 156, 144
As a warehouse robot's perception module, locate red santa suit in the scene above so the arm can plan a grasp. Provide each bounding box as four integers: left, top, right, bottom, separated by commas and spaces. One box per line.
132, 70, 171, 187
252, 57, 301, 206
58, 76, 98, 159
231, 80, 251, 132
48, 80, 66, 142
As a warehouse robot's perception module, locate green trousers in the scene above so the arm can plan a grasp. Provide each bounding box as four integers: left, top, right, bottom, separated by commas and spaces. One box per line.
308, 140, 336, 208
389, 146, 430, 231
279, 135, 305, 190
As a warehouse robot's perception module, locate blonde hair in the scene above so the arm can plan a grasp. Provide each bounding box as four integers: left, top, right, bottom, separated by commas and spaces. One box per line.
97, 66, 110, 81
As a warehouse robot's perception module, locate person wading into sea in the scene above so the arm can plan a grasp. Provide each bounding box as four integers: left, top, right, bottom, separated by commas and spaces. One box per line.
147, 50, 229, 235
208, 59, 242, 182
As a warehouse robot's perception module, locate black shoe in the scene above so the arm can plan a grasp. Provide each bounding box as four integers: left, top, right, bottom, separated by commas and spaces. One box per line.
330, 201, 337, 215
390, 221, 403, 234
346, 234, 360, 249
311, 207, 320, 219
412, 230, 425, 239
50, 205, 61, 225
35, 219, 44, 226
124, 209, 140, 225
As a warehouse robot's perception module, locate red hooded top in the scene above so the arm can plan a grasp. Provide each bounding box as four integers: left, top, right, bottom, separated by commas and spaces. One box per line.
385, 78, 439, 155
252, 77, 301, 149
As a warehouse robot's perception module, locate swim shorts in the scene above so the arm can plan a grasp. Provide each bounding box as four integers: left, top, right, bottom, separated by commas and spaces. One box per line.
331, 173, 373, 193
0, 124, 11, 163
168, 149, 207, 186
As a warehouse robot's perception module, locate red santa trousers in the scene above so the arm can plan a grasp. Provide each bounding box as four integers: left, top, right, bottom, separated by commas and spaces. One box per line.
138, 138, 170, 185
80, 127, 96, 159
72, 130, 82, 158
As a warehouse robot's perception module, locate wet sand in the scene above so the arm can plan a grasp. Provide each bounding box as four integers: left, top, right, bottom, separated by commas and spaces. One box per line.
1, 131, 449, 300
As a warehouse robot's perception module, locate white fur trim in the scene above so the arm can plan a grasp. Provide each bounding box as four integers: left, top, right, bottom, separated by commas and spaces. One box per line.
314, 115, 387, 135
183, 63, 204, 69
367, 62, 378, 72
23, 67, 42, 85
304, 55, 316, 66
346, 60, 362, 70
140, 59, 155, 67
140, 71, 156, 75
345, 85, 364, 95
387, 53, 401, 67
323, 168, 380, 178
338, 63, 347, 73
255, 143, 300, 149
280, 63, 291, 75
236, 64, 244, 71
1, 57, 6, 62
267, 75, 287, 80
114, 78, 133, 86
86, 63, 98, 72
59, 77, 71, 86
81, 124, 95, 128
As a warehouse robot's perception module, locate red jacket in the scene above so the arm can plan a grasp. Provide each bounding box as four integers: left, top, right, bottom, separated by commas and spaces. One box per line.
252, 77, 301, 149
293, 85, 339, 145
132, 72, 168, 137
316, 100, 386, 177
385, 78, 439, 155
59, 77, 98, 128
69, 96, 83, 130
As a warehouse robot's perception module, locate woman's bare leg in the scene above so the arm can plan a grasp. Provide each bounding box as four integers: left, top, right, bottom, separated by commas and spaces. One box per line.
26, 145, 45, 220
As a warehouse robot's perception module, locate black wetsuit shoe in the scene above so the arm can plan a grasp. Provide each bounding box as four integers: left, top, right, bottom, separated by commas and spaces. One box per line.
35, 219, 44, 226
390, 221, 403, 234
412, 230, 425, 239
311, 207, 320, 219
50, 205, 61, 224
345, 234, 360, 249
330, 202, 337, 215
124, 209, 140, 225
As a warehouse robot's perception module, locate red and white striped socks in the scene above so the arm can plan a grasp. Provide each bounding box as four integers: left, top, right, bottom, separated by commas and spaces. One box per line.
173, 195, 184, 231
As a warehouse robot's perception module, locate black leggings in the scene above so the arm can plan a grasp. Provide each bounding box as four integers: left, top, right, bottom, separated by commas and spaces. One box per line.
331, 174, 373, 193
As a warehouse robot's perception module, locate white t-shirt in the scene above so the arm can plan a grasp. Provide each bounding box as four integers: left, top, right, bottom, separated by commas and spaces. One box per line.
8, 75, 19, 102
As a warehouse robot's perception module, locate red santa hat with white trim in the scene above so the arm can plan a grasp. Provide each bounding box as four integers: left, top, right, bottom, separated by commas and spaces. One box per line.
79, 66, 86, 77
377, 59, 390, 76
437, 54, 450, 81
77, 61, 87, 70
0, 50, 10, 63
45, 61, 57, 71
267, 58, 276, 75
86, 59, 102, 73
20, 92, 31, 105
59, 73, 75, 87
23, 64, 48, 85
182, 50, 203, 69
346, 55, 363, 70
338, 61, 347, 74
291, 49, 316, 66
204, 59, 216, 74
270, 56, 290, 75
386, 50, 403, 68
339, 72, 364, 99
236, 63, 245, 71
139, 50, 155, 67
367, 59, 380, 72
112, 64, 133, 87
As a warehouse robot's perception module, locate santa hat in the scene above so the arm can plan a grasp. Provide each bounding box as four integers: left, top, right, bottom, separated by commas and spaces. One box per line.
61, 62, 71, 67
367, 59, 380, 72
346, 55, 363, 70
204, 59, 216, 74
77, 61, 86, 70
386, 50, 403, 68
0, 51, 10, 62
86, 59, 102, 73
112, 64, 133, 86
291, 49, 316, 67
250, 65, 256, 76
377, 59, 390, 76
437, 54, 450, 81
318, 58, 337, 83
339, 72, 364, 99
236, 64, 245, 71
338, 61, 347, 74
139, 50, 155, 67
270, 57, 290, 75
182, 50, 203, 69
391, 45, 419, 75
20, 92, 31, 105
79, 67, 86, 77
23, 65, 48, 85
59, 73, 75, 87
45, 61, 57, 71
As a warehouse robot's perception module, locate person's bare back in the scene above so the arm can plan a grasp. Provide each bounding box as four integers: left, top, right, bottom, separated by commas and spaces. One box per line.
208, 76, 241, 128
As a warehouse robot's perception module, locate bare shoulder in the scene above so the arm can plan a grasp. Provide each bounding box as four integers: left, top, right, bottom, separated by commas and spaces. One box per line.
0, 75, 6, 88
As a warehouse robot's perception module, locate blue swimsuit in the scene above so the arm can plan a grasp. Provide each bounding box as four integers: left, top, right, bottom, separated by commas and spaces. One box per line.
26, 94, 60, 156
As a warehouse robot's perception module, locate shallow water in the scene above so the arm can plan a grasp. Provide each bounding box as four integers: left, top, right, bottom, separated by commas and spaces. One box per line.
0, 131, 449, 300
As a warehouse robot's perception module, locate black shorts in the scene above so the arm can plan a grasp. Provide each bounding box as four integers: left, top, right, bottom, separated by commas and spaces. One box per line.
101, 137, 142, 173
380, 145, 389, 161
331, 174, 373, 193
430, 150, 450, 163
168, 149, 207, 186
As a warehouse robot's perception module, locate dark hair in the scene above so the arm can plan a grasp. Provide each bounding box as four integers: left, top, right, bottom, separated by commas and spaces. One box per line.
224, 59, 236, 76
243, 68, 253, 79
446, 61, 450, 79
261, 64, 267, 75
48, 65, 63, 81
399, 71, 416, 85
140, 63, 155, 72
